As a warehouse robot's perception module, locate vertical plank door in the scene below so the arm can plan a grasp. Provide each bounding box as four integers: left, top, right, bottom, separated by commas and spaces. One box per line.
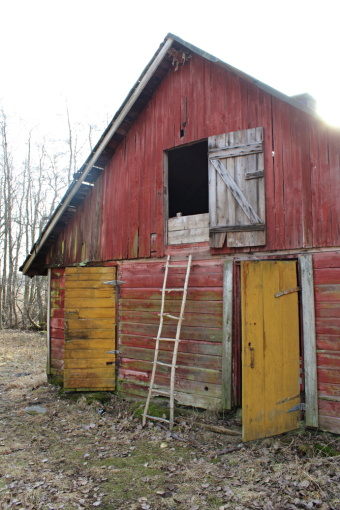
241, 261, 300, 442
64, 266, 116, 390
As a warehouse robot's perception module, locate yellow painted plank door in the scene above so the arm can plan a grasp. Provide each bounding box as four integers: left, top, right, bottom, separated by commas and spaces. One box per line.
64, 266, 116, 390
241, 261, 300, 442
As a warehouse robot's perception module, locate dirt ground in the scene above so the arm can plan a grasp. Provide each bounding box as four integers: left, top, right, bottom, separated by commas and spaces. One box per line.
0, 331, 340, 510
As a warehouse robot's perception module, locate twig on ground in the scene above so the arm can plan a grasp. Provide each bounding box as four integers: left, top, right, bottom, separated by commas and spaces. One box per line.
192, 422, 242, 436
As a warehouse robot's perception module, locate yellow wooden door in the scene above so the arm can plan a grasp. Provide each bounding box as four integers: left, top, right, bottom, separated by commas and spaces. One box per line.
64, 266, 116, 390
241, 261, 300, 442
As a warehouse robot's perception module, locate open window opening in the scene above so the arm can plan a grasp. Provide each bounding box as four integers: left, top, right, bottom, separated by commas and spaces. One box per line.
168, 141, 208, 218
165, 141, 209, 246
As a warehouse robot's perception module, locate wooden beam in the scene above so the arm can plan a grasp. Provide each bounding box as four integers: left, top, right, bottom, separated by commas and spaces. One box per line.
209, 141, 262, 158
222, 260, 233, 410
300, 254, 318, 428
210, 159, 263, 224
46, 268, 51, 375
210, 223, 265, 233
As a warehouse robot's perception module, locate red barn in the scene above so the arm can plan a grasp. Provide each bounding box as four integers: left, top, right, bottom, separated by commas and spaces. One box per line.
21, 34, 340, 441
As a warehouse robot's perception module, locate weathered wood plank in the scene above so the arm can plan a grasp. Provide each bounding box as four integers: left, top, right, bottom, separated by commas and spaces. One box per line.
168, 213, 209, 231
65, 318, 115, 330
65, 349, 114, 360
64, 378, 115, 389
209, 141, 262, 158
314, 268, 340, 285
64, 358, 115, 369
120, 310, 222, 328
210, 224, 265, 233
210, 158, 262, 224
120, 346, 220, 370
318, 381, 340, 398
317, 352, 340, 368
65, 329, 116, 340
315, 284, 340, 302
120, 358, 221, 384
66, 267, 114, 275
300, 254, 318, 428
119, 380, 221, 409
65, 308, 115, 319
316, 335, 340, 351
313, 252, 340, 269
120, 322, 223, 343
64, 288, 114, 299
65, 297, 114, 309
245, 171, 264, 180
119, 370, 222, 398
120, 287, 223, 301
120, 334, 222, 356
318, 415, 340, 434
122, 273, 223, 289
315, 303, 340, 318
168, 227, 209, 245
119, 298, 223, 315
64, 339, 114, 350
318, 367, 340, 385
222, 260, 233, 410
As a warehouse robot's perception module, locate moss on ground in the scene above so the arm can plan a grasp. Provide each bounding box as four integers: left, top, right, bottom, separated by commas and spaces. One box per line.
133, 401, 170, 421
314, 442, 340, 457
57, 389, 112, 405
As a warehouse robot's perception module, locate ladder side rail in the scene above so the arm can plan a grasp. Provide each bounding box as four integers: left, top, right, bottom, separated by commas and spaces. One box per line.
169, 255, 192, 429
142, 255, 170, 426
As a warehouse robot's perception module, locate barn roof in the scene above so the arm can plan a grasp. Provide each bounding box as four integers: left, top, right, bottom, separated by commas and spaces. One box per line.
20, 33, 320, 276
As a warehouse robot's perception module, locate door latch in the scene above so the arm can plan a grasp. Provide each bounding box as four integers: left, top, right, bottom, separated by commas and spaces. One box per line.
106, 350, 119, 354
287, 403, 306, 413
275, 286, 301, 298
102, 280, 126, 285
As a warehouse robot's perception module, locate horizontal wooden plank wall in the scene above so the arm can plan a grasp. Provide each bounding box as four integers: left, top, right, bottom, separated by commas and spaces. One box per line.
50, 269, 65, 379
45, 52, 340, 269
313, 251, 340, 434
117, 259, 224, 409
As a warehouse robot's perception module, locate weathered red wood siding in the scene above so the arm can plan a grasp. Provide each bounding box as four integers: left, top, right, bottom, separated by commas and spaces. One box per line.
314, 252, 340, 434
117, 260, 224, 408
50, 269, 65, 379
45, 53, 340, 268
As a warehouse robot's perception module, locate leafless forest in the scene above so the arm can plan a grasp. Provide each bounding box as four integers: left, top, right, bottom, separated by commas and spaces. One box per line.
0, 109, 103, 329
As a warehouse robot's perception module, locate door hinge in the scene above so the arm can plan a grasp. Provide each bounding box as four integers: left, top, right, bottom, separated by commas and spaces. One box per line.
102, 280, 126, 285
106, 350, 119, 354
287, 403, 306, 413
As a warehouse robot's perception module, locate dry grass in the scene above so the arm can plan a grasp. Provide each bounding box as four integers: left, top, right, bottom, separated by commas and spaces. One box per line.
0, 330, 340, 510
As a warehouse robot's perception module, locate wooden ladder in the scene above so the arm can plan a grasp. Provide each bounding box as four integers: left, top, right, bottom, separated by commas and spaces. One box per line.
142, 254, 192, 430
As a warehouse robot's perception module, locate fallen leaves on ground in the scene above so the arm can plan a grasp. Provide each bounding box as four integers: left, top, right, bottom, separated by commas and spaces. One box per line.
0, 331, 339, 509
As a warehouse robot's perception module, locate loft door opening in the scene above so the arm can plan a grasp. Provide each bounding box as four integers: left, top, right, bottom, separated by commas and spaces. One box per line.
168, 141, 208, 218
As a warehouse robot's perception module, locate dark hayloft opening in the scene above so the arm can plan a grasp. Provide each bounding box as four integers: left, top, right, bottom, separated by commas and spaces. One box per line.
168, 141, 208, 218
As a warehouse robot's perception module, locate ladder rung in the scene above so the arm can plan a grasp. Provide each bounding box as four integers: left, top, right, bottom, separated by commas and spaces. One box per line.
160, 288, 184, 292
168, 264, 188, 268
158, 313, 180, 320
156, 361, 177, 368
145, 415, 169, 423
151, 389, 171, 396
154, 337, 179, 342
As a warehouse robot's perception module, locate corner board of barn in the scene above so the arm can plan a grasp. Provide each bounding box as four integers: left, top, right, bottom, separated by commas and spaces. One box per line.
20, 34, 340, 441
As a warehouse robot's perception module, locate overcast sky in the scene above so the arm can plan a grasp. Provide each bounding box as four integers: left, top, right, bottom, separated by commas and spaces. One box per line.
1, 0, 339, 157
